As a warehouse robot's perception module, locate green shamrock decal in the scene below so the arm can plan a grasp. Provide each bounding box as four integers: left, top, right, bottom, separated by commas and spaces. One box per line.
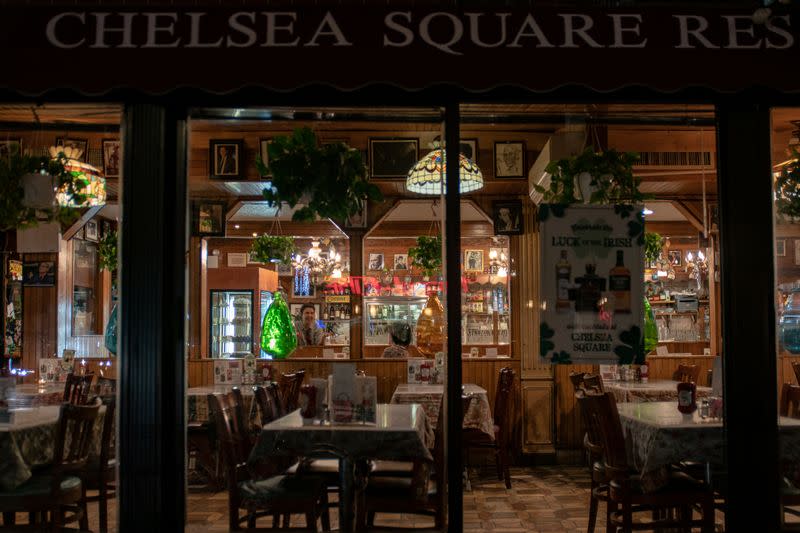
614, 204, 635, 220
537, 203, 567, 222
550, 350, 573, 364
627, 210, 645, 246
614, 325, 645, 364
540, 322, 555, 358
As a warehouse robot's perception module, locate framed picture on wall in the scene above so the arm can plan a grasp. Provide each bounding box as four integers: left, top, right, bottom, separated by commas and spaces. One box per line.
102, 139, 121, 178
464, 250, 484, 272
258, 138, 271, 176
22, 261, 55, 287
393, 253, 409, 270
85, 219, 99, 242
667, 250, 682, 267
494, 141, 525, 179
55, 137, 89, 162
367, 253, 384, 271
368, 138, 419, 179
209, 139, 244, 180
777, 239, 786, 256
191, 200, 227, 237
492, 200, 523, 235
277, 263, 293, 276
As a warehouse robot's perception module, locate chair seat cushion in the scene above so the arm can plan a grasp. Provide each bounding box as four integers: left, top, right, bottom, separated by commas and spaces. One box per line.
238, 475, 324, 506
370, 460, 414, 475
0, 475, 82, 499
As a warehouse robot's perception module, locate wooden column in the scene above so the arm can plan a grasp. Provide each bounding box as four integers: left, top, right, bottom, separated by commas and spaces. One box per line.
118, 104, 187, 532
716, 102, 780, 532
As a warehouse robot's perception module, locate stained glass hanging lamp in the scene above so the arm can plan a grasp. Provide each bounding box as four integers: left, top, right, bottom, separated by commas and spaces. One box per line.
50, 145, 107, 207
406, 141, 483, 195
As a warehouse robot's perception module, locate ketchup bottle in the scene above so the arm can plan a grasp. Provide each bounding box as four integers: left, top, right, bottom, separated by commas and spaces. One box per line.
677, 381, 697, 414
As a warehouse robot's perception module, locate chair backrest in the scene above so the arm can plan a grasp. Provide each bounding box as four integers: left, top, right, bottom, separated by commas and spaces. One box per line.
98, 396, 117, 466
793, 362, 800, 385
493, 367, 515, 437
573, 389, 603, 459
54, 398, 102, 470
208, 392, 252, 492
781, 382, 800, 419
253, 385, 278, 426
94, 377, 117, 399
278, 370, 305, 411
569, 371, 586, 392
582, 373, 605, 393
64, 372, 95, 405
578, 392, 630, 480
264, 381, 285, 418
673, 363, 700, 383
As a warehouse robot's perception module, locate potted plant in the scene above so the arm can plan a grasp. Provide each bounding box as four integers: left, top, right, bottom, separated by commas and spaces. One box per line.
98, 229, 119, 355
534, 146, 648, 205
408, 235, 442, 279
249, 234, 296, 265
644, 232, 662, 265
255, 127, 382, 223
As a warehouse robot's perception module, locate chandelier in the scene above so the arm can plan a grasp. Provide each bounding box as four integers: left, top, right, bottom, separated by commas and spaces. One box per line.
488, 248, 509, 278
292, 239, 343, 283
406, 142, 484, 195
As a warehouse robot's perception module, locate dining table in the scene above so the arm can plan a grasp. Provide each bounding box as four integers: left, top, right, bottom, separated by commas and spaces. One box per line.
390, 383, 495, 439
0, 405, 106, 491
1, 383, 64, 408
250, 403, 432, 532
187, 384, 259, 426
617, 401, 800, 492
605, 379, 712, 404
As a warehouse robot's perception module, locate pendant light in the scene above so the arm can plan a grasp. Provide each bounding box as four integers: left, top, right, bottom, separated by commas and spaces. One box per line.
50, 145, 107, 207
260, 291, 297, 359
406, 141, 484, 195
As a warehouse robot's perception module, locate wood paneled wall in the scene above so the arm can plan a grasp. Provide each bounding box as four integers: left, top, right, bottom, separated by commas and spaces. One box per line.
21, 253, 58, 374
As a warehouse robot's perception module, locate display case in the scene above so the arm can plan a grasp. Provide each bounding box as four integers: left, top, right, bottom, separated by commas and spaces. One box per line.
463, 281, 511, 345
210, 290, 253, 358
73, 240, 99, 336
2, 257, 22, 363
363, 296, 427, 345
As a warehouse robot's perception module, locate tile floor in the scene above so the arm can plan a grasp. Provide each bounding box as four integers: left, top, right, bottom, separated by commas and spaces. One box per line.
3, 465, 731, 532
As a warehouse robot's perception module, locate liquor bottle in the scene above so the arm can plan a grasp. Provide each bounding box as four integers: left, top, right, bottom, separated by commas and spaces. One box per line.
609, 250, 631, 313
336, 304, 342, 319
575, 263, 605, 312
556, 250, 572, 312
323, 305, 329, 320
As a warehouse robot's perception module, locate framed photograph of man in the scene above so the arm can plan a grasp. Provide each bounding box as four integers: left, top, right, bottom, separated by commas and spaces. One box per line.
393, 253, 409, 270
667, 250, 683, 267
55, 137, 89, 162
23, 261, 55, 287
492, 200, 523, 235
368, 253, 385, 271
85, 219, 99, 242
191, 200, 227, 237
209, 139, 244, 180
0, 139, 22, 158
368, 138, 419, 179
258, 138, 272, 177
464, 250, 484, 272
494, 141, 525, 179
459, 139, 478, 163
102, 139, 121, 178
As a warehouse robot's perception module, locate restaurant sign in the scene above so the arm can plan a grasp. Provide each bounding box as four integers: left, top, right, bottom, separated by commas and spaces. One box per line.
0, 7, 798, 93
539, 204, 644, 365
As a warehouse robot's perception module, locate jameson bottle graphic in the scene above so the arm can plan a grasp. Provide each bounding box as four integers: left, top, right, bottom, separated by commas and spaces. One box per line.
608, 250, 631, 313
575, 263, 605, 312
556, 250, 571, 312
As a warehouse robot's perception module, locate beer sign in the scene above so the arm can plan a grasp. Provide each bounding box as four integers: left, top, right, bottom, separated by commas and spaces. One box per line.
538, 204, 644, 364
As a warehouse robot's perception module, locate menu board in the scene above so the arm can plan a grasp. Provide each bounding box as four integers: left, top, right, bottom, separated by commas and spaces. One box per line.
539, 204, 644, 364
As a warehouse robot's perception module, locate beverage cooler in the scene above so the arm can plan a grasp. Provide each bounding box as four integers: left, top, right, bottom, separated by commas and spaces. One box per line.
1, 256, 23, 366
363, 296, 427, 345
206, 267, 278, 358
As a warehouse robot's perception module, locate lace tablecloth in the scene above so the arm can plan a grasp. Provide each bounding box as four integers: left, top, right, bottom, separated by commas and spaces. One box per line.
606, 379, 712, 404
390, 383, 495, 440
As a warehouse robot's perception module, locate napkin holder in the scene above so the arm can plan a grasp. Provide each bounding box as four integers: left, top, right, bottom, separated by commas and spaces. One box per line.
213, 359, 243, 385
407, 358, 434, 384
38, 358, 67, 382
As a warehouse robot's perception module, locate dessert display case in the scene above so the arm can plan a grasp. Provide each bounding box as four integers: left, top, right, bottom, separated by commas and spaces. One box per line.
363, 296, 427, 345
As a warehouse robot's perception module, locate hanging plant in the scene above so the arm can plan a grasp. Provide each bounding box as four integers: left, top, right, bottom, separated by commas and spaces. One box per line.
644, 232, 662, 264
775, 150, 800, 220
255, 127, 383, 223
98, 229, 118, 272
250, 235, 296, 265
408, 235, 442, 278
0, 147, 83, 231
534, 147, 650, 205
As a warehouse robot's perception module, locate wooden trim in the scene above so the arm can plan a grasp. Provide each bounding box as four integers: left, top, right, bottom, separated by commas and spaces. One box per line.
62, 206, 103, 241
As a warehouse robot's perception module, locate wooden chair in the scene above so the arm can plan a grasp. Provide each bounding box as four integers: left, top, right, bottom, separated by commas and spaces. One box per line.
573, 387, 611, 533
579, 392, 715, 532
93, 377, 117, 399
79, 395, 117, 533
569, 371, 586, 392
359, 396, 446, 529
782, 382, 800, 419
673, 364, 700, 384
781, 383, 800, 529
208, 391, 330, 531
463, 367, 515, 489
0, 399, 102, 530
582, 373, 605, 393
793, 362, 800, 385
64, 372, 95, 405
278, 370, 306, 412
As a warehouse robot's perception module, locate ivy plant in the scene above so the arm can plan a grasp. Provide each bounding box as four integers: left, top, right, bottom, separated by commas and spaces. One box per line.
98, 230, 118, 273
533, 147, 650, 205
408, 235, 442, 278
249, 235, 296, 265
255, 127, 383, 223
644, 232, 663, 264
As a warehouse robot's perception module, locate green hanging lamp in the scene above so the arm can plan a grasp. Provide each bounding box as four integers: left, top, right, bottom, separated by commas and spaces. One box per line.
260, 291, 297, 359
643, 297, 658, 355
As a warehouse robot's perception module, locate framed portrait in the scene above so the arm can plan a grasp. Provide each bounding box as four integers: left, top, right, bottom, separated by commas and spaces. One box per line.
102, 139, 121, 178
368, 138, 419, 179
459, 138, 478, 163
191, 200, 227, 237
367, 253, 385, 271
85, 219, 99, 242
393, 253, 409, 271
258, 138, 272, 176
667, 250, 683, 267
0, 139, 22, 158
494, 141, 526, 179
209, 139, 244, 180
777, 239, 786, 257
55, 137, 89, 162
464, 250, 484, 272
22, 261, 55, 287
277, 263, 293, 276
492, 200, 523, 235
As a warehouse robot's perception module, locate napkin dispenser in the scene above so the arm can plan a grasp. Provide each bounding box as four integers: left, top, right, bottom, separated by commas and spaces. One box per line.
328, 370, 376, 424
